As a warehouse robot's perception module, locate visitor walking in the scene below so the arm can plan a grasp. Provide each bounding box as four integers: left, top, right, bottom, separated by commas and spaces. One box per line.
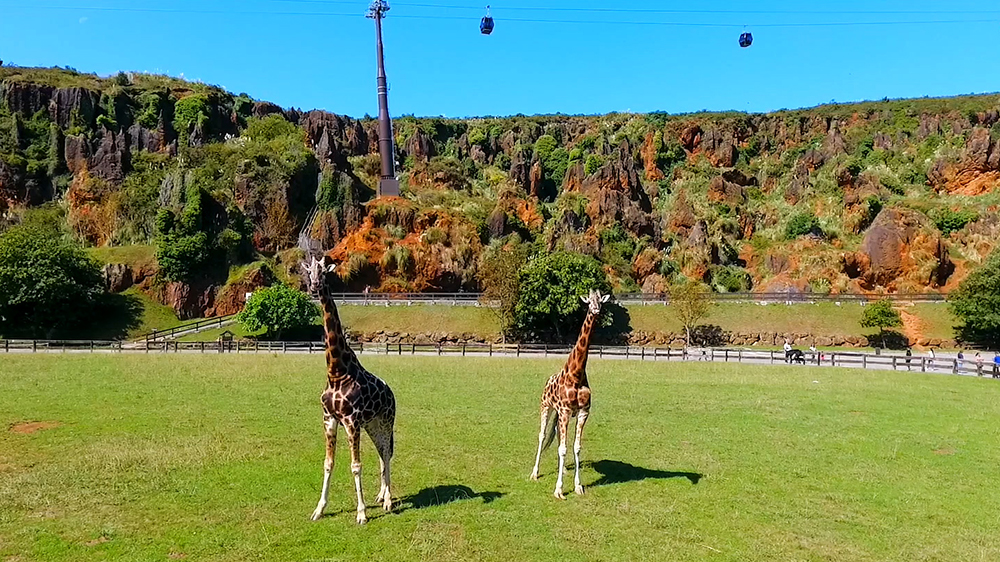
783, 340, 792, 364
928, 348, 935, 370
905, 348, 912, 371
957, 350, 964, 374
976, 352, 984, 376
993, 352, 1000, 379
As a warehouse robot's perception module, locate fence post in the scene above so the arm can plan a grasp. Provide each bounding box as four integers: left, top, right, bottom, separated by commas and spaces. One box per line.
489, 344, 493, 357
462, 343, 467, 356
953, 359, 958, 374
516, 344, 520, 358
738, 349, 742, 363
201, 341, 205, 353
921, 358, 926, 372
90, 340, 94, 353
4, 339, 7, 353
862, 354, 867, 369
32, 340, 37, 353
308, 341, 313, 354
892, 356, 897, 370
437, 343, 442, 356
683, 348, 688, 361
599, 347, 603, 358
163, 341, 168, 353
412, 343, 416, 355
625, 347, 629, 359
831, 353, 836, 367
255, 340, 259, 353
770, 350, 774, 364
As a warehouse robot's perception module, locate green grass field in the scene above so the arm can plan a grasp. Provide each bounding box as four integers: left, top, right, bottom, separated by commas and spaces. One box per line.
3, 355, 999, 561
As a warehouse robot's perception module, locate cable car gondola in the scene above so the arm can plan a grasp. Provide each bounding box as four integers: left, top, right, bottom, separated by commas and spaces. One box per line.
739, 31, 753, 48
480, 5, 494, 35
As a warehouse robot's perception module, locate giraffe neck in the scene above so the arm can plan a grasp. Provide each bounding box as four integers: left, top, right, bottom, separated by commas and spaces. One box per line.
564, 309, 597, 381
319, 283, 357, 385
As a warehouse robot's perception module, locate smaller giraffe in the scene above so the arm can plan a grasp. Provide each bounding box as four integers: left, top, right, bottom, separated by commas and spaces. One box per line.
302, 255, 397, 525
529, 288, 609, 499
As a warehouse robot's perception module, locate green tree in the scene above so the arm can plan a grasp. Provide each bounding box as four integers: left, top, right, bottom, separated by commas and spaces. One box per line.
479, 242, 528, 343
859, 299, 903, 348
668, 280, 713, 346
512, 251, 612, 341
0, 222, 104, 338
949, 249, 1000, 347
236, 284, 319, 339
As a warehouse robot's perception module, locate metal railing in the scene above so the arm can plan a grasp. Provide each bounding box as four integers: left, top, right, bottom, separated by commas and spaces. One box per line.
3, 339, 994, 379
134, 314, 238, 342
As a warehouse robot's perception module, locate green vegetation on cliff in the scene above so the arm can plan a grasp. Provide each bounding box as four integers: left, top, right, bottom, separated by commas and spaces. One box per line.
3, 66, 1000, 343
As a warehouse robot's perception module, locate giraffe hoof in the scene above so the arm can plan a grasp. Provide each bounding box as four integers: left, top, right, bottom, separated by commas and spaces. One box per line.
575, 485, 585, 495
310, 505, 325, 521
553, 490, 565, 500
356, 512, 368, 525
529, 472, 540, 481
382, 498, 393, 512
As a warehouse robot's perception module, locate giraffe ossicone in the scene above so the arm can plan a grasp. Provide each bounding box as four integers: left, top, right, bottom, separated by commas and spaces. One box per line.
302, 254, 397, 525
530, 288, 609, 499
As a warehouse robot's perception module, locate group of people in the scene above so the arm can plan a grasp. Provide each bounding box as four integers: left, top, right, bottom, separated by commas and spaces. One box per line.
902, 347, 999, 377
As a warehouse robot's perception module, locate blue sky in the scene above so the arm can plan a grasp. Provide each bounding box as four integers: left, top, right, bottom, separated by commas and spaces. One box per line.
2, 1, 999, 118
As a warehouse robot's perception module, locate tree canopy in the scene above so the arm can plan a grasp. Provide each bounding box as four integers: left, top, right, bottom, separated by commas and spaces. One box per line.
512, 251, 613, 342
0, 221, 105, 338
949, 249, 1000, 347
668, 280, 713, 346
859, 299, 903, 348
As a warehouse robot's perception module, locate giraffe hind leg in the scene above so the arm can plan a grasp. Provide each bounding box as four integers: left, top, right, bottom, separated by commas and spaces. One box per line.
553, 410, 570, 500
530, 405, 553, 480
366, 416, 394, 512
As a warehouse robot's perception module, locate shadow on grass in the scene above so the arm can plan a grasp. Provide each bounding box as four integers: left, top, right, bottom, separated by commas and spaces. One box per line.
397, 484, 504, 513
586, 459, 702, 487
82, 292, 144, 340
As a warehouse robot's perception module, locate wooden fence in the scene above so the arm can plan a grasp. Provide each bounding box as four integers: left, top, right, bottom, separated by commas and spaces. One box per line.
3, 339, 997, 378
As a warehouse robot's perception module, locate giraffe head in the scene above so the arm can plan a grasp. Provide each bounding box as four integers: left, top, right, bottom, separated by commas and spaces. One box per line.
580, 289, 610, 316
302, 254, 336, 298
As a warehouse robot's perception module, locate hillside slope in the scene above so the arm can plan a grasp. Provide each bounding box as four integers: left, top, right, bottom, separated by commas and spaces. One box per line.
1, 66, 998, 318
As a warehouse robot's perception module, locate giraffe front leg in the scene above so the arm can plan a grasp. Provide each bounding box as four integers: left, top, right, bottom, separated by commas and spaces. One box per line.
311, 417, 338, 521
529, 406, 551, 480
553, 411, 569, 500
573, 409, 589, 496
346, 425, 367, 525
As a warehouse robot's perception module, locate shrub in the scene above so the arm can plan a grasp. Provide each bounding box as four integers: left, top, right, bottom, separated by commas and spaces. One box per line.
173, 94, 210, 137
156, 231, 210, 282
245, 115, 299, 142
932, 208, 978, 235
533, 134, 557, 162
423, 227, 448, 245
709, 266, 752, 293
237, 283, 319, 339
584, 154, 604, 176
785, 212, 821, 239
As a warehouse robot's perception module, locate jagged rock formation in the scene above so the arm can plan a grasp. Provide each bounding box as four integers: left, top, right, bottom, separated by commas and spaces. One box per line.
3, 66, 999, 319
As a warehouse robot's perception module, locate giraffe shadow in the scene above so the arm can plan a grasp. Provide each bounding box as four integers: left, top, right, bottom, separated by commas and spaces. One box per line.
586, 459, 703, 487
395, 485, 504, 513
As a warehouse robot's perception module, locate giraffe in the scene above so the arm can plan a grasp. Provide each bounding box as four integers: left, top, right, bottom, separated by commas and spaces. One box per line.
302, 255, 396, 525
529, 288, 609, 499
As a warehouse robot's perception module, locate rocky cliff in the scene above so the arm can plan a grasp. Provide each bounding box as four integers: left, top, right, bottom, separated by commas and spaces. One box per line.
2, 66, 998, 318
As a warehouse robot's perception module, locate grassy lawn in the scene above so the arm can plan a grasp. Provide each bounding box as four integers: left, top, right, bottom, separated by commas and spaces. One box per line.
2, 355, 999, 561
86, 245, 156, 270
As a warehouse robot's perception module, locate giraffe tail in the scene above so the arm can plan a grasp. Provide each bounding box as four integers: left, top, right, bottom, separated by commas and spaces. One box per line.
540, 412, 558, 452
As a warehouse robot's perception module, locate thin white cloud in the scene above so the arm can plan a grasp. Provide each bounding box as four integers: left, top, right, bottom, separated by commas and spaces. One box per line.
79, 16, 88, 24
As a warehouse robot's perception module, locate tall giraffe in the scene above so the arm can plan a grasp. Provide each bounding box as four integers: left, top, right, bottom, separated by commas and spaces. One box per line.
302, 255, 396, 525
529, 288, 609, 499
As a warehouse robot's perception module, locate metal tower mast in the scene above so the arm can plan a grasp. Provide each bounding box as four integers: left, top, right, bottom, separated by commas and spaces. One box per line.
367, 0, 399, 197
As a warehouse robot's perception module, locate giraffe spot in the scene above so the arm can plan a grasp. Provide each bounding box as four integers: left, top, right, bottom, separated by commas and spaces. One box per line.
9, 421, 60, 434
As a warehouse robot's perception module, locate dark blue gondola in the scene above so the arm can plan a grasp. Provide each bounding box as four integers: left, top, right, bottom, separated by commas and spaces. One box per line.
739, 31, 753, 48
481, 5, 494, 35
